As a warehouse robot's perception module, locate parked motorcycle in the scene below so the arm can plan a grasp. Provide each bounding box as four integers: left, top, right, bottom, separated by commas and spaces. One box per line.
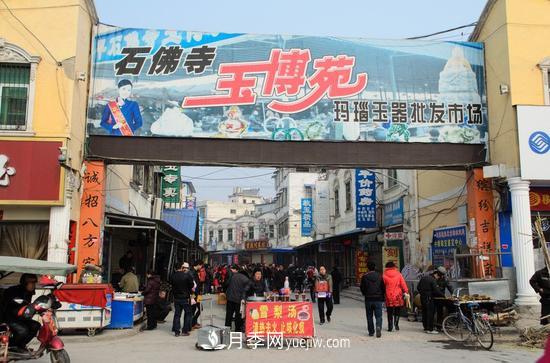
0, 256, 76, 363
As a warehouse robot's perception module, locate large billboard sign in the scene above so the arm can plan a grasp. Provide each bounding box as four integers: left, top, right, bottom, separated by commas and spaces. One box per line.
88, 25, 487, 144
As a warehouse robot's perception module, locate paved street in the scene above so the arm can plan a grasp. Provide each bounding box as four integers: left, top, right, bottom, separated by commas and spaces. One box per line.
39, 297, 543, 363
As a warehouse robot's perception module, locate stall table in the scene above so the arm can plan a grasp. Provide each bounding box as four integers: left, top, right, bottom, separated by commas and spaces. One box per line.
108, 293, 144, 329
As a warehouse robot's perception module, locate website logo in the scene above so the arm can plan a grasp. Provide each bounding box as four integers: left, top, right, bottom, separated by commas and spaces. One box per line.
528, 131, 550, 154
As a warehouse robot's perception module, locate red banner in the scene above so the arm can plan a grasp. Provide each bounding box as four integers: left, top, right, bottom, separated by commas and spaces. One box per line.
245, 301, 314, 338
0, 140, 62, 204
530, 188, 550, 211
356, 251, 368, 283
76, 161, 105, 280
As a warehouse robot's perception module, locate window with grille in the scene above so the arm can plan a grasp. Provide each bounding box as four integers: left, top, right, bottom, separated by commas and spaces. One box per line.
345, 180, 352, 211
387, 169, 398, 189
0, 63, 30, 130
248, 226, 255, 239
218, 229, 223, 242
227, 228, 233, 242
334, 187, 340, 217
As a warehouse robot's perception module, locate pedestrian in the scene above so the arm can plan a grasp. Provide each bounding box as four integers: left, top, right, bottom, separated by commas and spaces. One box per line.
119, 267, 139, 293
360, 261, 385, 338
434, 266, 453, 330
170, 262, 194, 337
191, 260, 204, 330
224, 264, 250, 332
248, 268, 268, 297
530, 267, 550, 325
143, 270, 161, 330
315, 265, 333, 325
307, 265, 318, 302
382, 261, 409, 332
273, 264, 285, 292
417, 268, 445, 334
331, 265, 343, 304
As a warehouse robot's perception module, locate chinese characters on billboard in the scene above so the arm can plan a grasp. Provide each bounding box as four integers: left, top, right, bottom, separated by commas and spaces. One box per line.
355, 169, 376, 228
245, 302, 314, 338
301, 198, 313, 236
432, 225, 467, 271
88, 26, 487, 144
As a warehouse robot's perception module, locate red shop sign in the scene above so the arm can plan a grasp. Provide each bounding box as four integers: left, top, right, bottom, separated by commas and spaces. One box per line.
0, 140, 63, 204
530, 188, 550, 211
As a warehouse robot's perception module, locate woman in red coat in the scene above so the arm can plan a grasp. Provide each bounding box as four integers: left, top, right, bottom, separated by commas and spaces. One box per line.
382, 261, 409, 332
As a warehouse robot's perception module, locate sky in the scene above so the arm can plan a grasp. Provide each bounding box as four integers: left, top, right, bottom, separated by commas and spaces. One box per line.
94, 0, 488, 202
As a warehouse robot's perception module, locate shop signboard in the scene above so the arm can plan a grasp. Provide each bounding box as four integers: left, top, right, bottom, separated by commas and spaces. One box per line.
355, 169, 376, 228
245, 239, 270, 250
356, 251, 368, 283
88, 25, 487, 145
245, 301, 315, 338
530, 188, 550, 211
431, 225, 467, 270
382, 247, 400, 270
384, 232, 405, 240
161, 166, 181, 208
301, 198, 313, 236
313, 180, 330, 234
0, 140, 63, 205
77, 161, 105, 280
466, 168, 496, 277
517, 106, 550, 180
383, 198, 404, 227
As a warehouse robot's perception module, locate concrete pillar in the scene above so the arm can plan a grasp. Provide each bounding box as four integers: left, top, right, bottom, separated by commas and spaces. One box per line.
508, 177, 539, 306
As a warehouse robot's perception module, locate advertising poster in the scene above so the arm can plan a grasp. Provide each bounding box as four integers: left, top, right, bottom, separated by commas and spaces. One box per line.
382, 247, 400, 270
88, 25, 487, 144
245, 302, 314, 338
355, 169, 376, 228
356, 251, 368, 283
431, 225, 467, 270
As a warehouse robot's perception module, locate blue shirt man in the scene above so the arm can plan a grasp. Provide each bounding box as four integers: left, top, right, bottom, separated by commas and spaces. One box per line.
100, 79, 143, 136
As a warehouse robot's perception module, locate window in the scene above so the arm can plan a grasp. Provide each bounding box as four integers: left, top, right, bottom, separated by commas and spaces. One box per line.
248, 226, 255, 239
268, 225, 275, 239
209, 230, 214, 242
230, 209, 236, 214
0, 63, 30, 131
277, 219, 288, 238
243, 199, 247, 204
227, 228, 233, 242
387, 169, 398, 189
218, 229, 224, 242
334, 187, 340, 216
295, 167, 310, 173
345, 180, 352, 211
252, 200, 256, 204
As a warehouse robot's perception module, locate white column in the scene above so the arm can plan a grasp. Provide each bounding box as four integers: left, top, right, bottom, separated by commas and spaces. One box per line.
508, 177, 539, 306
47, 173, 74, 271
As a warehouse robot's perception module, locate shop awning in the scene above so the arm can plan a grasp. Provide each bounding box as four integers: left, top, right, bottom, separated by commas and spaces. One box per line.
104, 212, 192, 245
293, 228, 377, 250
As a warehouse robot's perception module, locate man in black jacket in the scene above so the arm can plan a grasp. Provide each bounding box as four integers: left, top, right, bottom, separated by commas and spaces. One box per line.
530, 267, 550, 325
191, 260, 204, 330
417, 269, 445, 334
1, 274, 42, 352
224, 264, 250, 332
360, 262, 385, 338
171, 262, 194, 336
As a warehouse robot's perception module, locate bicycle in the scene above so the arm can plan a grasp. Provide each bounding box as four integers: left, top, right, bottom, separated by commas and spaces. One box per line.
442, 288, 494, 350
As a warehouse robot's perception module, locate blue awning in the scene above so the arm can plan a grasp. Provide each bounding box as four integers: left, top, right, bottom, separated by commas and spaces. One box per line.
162, 209, 198, 241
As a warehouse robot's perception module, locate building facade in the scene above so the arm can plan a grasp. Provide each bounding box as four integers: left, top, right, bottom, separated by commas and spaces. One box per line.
0, 0, 97, 266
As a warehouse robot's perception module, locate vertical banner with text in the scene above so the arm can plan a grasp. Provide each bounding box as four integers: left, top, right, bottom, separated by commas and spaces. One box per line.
161, 166, 181, 209
356, 250, 368, 283
301, 198, 313, 236
466, 168, 497, 277
355, 169, 376, 228
77, 161, 105, 280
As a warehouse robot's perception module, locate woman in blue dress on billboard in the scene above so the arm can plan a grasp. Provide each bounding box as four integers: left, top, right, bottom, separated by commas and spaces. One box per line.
100, 79, 143, 136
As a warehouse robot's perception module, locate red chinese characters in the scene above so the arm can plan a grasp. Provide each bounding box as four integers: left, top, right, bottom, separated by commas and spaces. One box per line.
182, 49, 368, 114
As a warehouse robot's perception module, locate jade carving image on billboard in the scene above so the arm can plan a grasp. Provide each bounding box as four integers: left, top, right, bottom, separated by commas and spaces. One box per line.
87, 25, 487, 144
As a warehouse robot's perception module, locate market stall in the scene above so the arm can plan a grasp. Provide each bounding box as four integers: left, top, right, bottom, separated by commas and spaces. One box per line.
53, 283, 114, 337
244, 296, 315, 342
108, 292, 144, 329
